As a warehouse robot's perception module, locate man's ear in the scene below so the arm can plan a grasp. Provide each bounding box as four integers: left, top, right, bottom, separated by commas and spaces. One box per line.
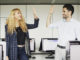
69, 11, 72, 16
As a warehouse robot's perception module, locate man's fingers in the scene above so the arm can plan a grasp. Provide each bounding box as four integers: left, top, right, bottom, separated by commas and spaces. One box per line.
49, 5, 54, 14
50, 5, 54, 9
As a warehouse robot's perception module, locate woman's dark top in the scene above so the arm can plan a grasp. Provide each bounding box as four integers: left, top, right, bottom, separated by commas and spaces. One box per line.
16, 27, 26, 45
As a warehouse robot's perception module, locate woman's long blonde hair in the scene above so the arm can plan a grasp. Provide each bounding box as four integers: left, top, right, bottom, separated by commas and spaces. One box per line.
6, 8, 27, 34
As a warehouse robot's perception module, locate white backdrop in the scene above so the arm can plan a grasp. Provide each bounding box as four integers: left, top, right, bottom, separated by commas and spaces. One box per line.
0, 5, 80, 52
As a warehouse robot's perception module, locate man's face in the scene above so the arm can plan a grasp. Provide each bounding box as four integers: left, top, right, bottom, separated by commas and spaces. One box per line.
62, 8, 71, 19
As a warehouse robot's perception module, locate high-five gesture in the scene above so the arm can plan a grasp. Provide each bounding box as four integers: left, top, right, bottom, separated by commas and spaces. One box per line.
33, 8, 38, 20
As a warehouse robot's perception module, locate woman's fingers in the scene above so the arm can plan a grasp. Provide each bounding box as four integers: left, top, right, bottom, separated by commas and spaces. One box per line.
33, 8, 37, 15
33, 8, 38, 19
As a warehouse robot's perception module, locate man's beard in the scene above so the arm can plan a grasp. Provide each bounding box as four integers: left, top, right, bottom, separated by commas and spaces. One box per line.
63, 15, 68, 19
63, 16, 67, 19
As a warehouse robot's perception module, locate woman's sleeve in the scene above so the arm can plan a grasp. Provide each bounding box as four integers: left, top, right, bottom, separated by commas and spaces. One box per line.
5, 25, 9, 56
27, 18, 39, 29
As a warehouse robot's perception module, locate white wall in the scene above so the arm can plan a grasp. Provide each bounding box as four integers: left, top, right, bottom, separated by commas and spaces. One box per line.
0, 5, 27, 17
0, 5, 80, 52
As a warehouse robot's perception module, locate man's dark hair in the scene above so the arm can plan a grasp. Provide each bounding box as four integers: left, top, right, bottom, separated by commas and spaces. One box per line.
63, 4, 74, 15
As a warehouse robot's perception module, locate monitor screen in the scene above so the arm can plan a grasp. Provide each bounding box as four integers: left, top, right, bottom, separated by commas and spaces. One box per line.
30, 38, 35, 52
42, 38, 58, 51
0, 45, 3, 60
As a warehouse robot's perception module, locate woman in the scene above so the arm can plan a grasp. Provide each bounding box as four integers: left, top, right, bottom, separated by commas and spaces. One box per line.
5, 8, 39, 60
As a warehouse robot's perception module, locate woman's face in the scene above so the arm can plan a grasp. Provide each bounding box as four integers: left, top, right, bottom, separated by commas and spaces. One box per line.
14, 10, 22, 20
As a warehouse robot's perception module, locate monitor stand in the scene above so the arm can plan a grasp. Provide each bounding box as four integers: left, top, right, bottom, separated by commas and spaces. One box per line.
45, 51, 55, 59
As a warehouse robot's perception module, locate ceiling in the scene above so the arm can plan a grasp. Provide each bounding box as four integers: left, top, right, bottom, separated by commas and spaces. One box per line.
0, 0, 80, 5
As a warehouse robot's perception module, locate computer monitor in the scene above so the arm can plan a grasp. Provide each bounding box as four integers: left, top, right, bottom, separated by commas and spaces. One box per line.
29, 38, 35, 52
42, 38, 58, 52
0, 45, 3, 60
0, 41, 6, 60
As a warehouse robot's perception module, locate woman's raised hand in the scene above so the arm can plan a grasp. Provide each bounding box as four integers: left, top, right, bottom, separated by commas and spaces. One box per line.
33, 8, 38, 19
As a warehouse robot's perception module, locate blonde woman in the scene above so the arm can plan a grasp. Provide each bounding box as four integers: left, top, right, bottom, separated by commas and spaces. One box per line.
5, 8, 39, 60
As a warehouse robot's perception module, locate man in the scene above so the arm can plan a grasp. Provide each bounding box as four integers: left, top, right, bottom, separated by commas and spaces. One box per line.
46, 4, 80, 60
